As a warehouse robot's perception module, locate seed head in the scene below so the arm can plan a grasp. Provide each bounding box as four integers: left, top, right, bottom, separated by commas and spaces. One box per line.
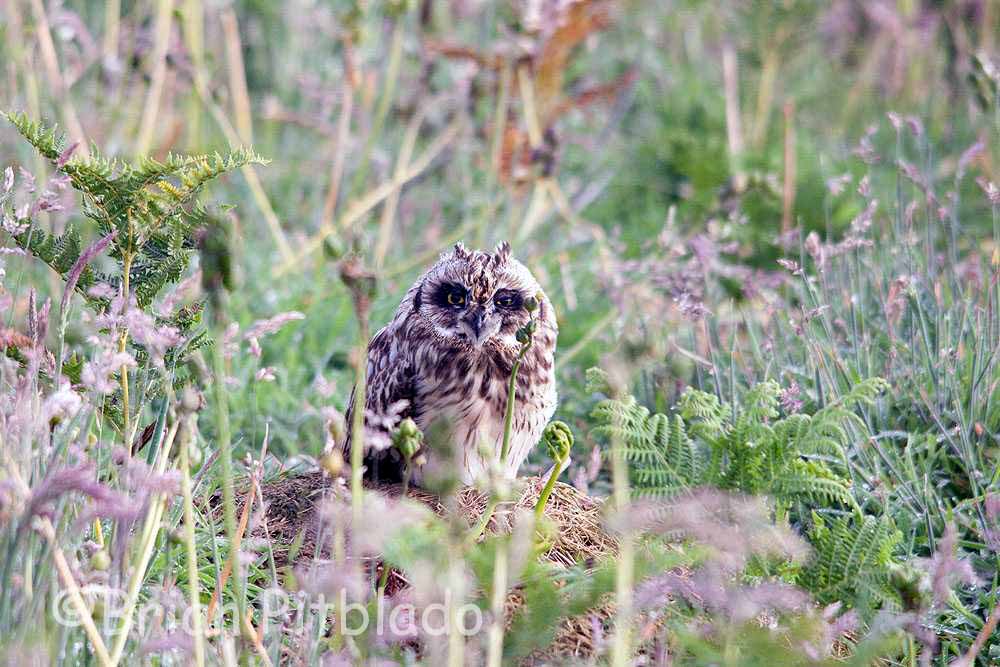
90, 549, 111, 571
392, 418, 423, 460
321, 449, 345, 477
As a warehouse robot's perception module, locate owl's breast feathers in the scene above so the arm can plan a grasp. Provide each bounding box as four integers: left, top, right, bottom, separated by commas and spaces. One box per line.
344, 301, 557, 485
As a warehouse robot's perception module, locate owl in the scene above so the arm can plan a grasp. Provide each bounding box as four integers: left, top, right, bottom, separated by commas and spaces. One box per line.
341, 241, 558, 486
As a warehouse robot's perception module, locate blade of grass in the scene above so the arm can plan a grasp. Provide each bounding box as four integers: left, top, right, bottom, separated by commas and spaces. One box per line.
220, 8, 254, 145
28, 0, 89, 158
135, 0, 175, 155
37, 517, 112, 666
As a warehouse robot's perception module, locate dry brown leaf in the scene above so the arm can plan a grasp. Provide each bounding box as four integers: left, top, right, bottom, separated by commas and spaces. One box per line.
535, 0, 616, 125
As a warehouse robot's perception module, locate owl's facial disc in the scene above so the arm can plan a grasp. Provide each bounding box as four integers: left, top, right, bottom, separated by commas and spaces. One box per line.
458, 304, 502, 347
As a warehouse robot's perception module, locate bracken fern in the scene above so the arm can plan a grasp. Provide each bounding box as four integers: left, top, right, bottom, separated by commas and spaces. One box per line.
4, 112, 263, 405
590, 370, 904, 616
591, 370, 888, 512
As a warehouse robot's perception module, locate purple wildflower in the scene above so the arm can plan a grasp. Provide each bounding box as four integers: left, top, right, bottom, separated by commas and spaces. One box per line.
124, 307, 181, 366
928, 524, 977, 607
957, 137, 985, 179
976, 177, 1000, 205
674, 292, 711, 321
858, 174, 871, 198
87, 282, 116, 299
26, 462, 119, 519
56, 142, 79, 168
255, 366, 276, 382
243, 311, 305, 340
779, 382, 804, 413
61, 230, 116, 314
42, 381, 83, 423
849, 199, 878, 235
852, 125, 880, 164
81, 350, 136, 394
825, 173, 852, 196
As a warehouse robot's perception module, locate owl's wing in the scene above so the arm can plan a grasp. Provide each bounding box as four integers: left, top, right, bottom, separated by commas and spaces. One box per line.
342, 324, 416, 482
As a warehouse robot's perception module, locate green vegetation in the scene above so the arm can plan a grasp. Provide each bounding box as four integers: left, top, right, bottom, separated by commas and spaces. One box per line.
1, 0, 999, 665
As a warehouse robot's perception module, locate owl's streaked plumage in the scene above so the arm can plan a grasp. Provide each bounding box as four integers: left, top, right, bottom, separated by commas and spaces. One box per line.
341, 242, 557, 486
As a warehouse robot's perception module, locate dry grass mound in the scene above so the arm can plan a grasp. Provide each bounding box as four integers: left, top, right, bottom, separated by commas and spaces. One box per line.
234, 470, 622, 662
248, 471, 617, 568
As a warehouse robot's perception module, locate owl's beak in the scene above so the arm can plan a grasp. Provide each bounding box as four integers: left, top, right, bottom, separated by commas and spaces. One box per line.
465, 308, 486, 341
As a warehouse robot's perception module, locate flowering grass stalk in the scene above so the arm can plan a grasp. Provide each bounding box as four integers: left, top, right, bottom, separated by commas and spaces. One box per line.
109, 420, 179, 665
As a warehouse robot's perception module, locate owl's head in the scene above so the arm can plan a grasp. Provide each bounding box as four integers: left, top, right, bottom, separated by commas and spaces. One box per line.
411, 241, 548, 348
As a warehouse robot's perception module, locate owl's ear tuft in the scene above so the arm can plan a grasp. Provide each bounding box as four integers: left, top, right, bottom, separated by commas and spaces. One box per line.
451, 242, 470, 260
492, 241, 511, 266
412, 280, 423, 309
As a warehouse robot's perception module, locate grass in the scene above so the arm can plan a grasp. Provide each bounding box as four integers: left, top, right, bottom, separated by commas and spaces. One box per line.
1, 0, 999, 664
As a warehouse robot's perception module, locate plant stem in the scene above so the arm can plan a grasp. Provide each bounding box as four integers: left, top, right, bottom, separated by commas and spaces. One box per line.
103, 0, 120, 64
179, 420, 206, 667
469, 497, 500, 544
610, 405, 633, 667
135, 0, 174, 156
534, 460, 564, 520
401, 459, 412, 497
349, 16, 406, 199
37, 518, 112, 666
499, 341, 531, 466
121, 251, 133, 453
476, 323, 536, 542
109, 422, 179, 665
350, 319, 370, 525
220, 8, 253, 145
486, 538, 508, 667
210, 340, 245, 636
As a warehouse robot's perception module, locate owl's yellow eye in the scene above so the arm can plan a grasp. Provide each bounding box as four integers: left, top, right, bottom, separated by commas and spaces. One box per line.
494, 291, 522, 309
446, 291, 466, 306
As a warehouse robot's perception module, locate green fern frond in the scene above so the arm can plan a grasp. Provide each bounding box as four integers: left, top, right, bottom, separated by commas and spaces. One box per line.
773, 460, 858, 510
4, 111, 66, 161
585, 366, 613, 395
592, 395, 701, 495
588, 369, 898, 614
3, 112, 255, 404
798, 512, 901, 618
677, 388, 730, 440
592, 372, 882, 512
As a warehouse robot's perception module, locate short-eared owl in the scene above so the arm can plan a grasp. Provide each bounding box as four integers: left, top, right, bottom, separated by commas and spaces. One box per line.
342, 242, 557, 486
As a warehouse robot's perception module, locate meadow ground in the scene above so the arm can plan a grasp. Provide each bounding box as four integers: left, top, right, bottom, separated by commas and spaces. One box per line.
1, 1, 999, 665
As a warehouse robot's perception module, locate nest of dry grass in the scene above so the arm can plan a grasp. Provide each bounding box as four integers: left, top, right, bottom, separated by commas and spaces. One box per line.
238, 471, 621, 662
248, 471, 617, 568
